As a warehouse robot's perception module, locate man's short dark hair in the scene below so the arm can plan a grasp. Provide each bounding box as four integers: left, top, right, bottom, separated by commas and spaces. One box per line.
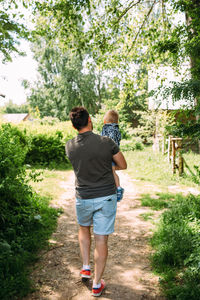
69, 107, 89, 130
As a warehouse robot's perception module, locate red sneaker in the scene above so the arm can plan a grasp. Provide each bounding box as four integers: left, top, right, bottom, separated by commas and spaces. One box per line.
80, 269, 91, 279
92, 279, 106, 297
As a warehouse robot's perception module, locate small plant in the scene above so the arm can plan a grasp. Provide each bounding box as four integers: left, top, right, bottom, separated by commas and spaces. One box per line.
140, 193, 175, 210
140, 212, 154, 221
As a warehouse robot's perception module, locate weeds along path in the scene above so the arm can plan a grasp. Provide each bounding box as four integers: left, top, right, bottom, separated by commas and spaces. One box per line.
24, 170, 165, 300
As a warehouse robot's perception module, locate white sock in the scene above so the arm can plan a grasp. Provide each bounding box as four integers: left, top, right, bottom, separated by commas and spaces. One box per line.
93, 281, 101, 288
83, 264, 90, 270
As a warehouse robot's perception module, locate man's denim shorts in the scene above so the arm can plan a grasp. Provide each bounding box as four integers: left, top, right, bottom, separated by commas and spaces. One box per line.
76, 194, 117, 235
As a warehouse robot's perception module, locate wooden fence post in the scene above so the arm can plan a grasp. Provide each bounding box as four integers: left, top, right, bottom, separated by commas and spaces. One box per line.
172, 140, 176, 174
178, 140, 184, 176
170, 137, 184, 176
167, 135, 172, 162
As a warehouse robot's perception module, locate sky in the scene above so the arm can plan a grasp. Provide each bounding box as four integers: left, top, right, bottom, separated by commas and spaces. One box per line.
0, 40, 38, 106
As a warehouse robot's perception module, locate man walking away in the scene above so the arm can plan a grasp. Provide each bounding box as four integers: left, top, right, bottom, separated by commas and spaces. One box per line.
65, 107, 127, 297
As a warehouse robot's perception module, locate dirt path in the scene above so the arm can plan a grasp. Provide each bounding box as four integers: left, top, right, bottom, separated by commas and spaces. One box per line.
24, 171, 165, 300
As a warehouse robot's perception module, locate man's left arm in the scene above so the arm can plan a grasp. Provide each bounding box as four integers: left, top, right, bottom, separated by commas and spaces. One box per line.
112, 151, 127, 170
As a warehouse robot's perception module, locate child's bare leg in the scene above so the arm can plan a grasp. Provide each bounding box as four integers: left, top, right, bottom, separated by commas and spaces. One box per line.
112, 166, 120, 187
112, 166, 124, 201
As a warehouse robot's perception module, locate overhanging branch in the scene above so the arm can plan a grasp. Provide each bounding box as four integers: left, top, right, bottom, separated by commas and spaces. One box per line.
128, 0, 158, 53
113, 0, 143, 26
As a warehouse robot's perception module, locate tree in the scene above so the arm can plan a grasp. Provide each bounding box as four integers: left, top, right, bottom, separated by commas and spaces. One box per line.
31, 0, 200, 129
25, 38, 105, 119
0, 0, 31, 61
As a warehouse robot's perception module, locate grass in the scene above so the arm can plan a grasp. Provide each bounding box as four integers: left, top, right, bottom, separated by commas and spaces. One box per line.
125, 146, 200, 188
29, 168, 71, 201
182, 150, 200, 183
140, 193, 175, 210
124, 146, 200, 299
140, 212, 154, 221
150, 193, 200, 300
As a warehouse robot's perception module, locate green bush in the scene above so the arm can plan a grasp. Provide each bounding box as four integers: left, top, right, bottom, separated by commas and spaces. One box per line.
15, 121, 74, 166
0, 124, 60, 299
26, 131, 69, 165
151, 193, 200, 299
120, 140, 144, 152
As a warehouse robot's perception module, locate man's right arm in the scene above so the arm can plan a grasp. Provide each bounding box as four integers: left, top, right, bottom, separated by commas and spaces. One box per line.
112, 151, 127, 170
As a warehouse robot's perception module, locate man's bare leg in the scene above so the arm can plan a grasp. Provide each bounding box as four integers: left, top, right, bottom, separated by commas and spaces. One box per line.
78, 225, 91, 265
93, 234, 108, 285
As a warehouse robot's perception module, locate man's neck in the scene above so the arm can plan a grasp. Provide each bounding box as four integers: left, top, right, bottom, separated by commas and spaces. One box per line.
78, 127, 92, 134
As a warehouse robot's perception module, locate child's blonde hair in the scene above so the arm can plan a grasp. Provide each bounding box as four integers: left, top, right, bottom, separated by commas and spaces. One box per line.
104, 110, 119, 124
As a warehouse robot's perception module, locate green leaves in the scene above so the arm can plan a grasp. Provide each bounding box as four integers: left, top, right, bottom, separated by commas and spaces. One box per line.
0, 0, 30, 61
27, 40, 103, 118
25, 132, 68, 165
0, 123, 60, 299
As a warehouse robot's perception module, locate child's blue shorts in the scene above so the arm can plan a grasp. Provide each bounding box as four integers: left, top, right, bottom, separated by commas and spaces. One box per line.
76, 194, 117, 235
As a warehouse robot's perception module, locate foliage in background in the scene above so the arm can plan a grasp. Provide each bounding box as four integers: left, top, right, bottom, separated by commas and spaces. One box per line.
3, 100, 29, 113
23, 42, 106, 120
131, 110, 156, 144
117, 66, 149, 125
0, 123, 60, 299
29, 0, 200, 134
165, 108, 200, 139
151, 193, 200, 299
17, 119, 76, 141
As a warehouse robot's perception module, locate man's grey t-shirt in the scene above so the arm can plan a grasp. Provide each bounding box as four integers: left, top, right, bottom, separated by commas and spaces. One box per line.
65, 131, 119, 199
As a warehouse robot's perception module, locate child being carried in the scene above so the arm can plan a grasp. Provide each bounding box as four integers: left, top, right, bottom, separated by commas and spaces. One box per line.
101, 109, 124, 202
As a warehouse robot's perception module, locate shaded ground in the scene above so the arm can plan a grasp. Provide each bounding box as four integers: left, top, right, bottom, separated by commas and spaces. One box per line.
24, 171, 169, 300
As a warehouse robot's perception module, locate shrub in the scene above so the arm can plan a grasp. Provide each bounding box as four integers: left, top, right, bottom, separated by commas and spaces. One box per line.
0, 124, 59, 299
26, 131, 69, 165
15, 120, 75, 167
120, 140, 144, 152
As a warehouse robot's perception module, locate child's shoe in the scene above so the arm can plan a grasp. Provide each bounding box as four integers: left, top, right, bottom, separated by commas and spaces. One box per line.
117, 187, 124, 202
92, 279, 106, 297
